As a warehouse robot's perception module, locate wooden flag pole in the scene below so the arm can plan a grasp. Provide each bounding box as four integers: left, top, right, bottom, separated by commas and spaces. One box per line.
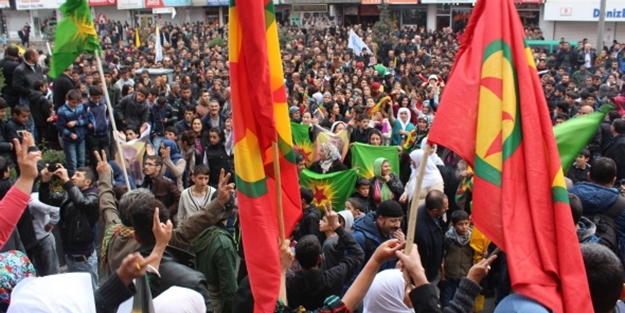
272, 141, 286, 241
404, 144, 432, 280
95, 53, 132, 190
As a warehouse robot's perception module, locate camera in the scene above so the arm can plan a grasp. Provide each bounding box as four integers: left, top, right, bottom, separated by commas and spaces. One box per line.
47, 163, 61, 173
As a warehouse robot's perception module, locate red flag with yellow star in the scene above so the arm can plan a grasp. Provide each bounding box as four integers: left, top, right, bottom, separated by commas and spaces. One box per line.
299, 169, 359, 211
426, 0, 592, 312
230, 0, 302, 311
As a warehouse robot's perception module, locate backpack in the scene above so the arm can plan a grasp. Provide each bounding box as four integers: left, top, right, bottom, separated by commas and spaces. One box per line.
584, 196, 624, 254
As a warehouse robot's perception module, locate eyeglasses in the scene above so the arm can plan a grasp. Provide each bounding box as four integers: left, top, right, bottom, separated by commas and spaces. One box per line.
144, 163, 156, 167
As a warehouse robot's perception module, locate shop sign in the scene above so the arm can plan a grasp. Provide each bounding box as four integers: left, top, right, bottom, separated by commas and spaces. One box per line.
0, 0, 10, 8
206, 0, 228, 6
545, 1, 625, 22
344, 5, 358, 15
292, 4, 327, 12
421, 0, 472, 3
15, 0, 65, 10
144, 0, 191, 8
118, 0, 144, 9
89, 0, 117, 6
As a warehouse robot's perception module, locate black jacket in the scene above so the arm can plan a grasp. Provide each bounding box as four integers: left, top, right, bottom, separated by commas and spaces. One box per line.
28, 90, 52, 128
410, 277, 482, 313
39, 181, 99, 255
0, 56, 20, 106
415, 205, 445, 281
138, 245, 211, 312
53, 73, 75, 111
0, 119, 12, 161
204, 143, 233, 188
368, 173, 404, 210
12, 61, 43, 101
116, 94, 149, 131
286, 227, 364, 310
603, 134, 625, 181
6, 119, 28, 163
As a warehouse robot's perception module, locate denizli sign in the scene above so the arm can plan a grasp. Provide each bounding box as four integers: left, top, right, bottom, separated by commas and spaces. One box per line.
545, 2, 625, 22
593, 7, 625, 19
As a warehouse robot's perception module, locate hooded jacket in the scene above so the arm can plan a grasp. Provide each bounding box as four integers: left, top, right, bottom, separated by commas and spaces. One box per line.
352, 212, 397, 270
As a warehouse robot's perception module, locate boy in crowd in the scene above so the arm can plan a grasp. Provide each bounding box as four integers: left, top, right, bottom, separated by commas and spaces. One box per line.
56, 90, 88, 177
86, 86, 111, 169
442, 210, 474, 307
351, 114, 372, 144
178, 164, 217, 223
294, 188, 323, 244
566, 148, 591, 184
350, 178, 371, 214
164, 126, 178, 141
345, 197, 366, 221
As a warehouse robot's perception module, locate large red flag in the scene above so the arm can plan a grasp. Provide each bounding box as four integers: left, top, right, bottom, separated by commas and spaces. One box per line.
427, 0, 592, 312
229, 0, 302, 312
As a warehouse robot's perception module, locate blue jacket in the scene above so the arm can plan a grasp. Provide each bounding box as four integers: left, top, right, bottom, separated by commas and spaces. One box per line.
570, 182, 625, 263
56, 102, 88, 142
352, 212, 396, 270
86, 99, 110, 135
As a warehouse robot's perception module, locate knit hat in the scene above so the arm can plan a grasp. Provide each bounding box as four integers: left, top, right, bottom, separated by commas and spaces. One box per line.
356, 62, 364, 69
289, 106, 300, 118
376, 200, 403, 218
371, 82, 381, 91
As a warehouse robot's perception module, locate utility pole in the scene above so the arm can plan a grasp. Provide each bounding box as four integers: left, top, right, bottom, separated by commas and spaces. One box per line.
596, 0, 607, 50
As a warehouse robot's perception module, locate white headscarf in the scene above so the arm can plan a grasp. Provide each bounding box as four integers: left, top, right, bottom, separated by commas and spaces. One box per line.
320, 142, 341, 174
117, 286, 206, 313
8, 273, 95, 313
407, 149, 444, 201
397, 108, 411, 131
363, 269, 414, 313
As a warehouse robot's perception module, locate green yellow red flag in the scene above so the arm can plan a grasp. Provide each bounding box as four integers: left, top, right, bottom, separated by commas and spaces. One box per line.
291, 122, 314, 167
49, 0, 100, 78
367, 96, 392, 117
299, 169, 358, 211
229, 0, 302, 311
426, 0, 592, 311
351, 142, 399, 179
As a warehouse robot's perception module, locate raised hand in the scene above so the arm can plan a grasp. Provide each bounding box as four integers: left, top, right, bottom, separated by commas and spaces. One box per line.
14, 131, 41, 180
217, 168, 235, 205
152, 207, 173, 247
371, 239, 405, 265
322, 202, 340, 230
94, 150, 111, 174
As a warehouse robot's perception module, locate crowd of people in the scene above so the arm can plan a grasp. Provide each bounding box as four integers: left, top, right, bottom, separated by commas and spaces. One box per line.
0, 17, 624, 313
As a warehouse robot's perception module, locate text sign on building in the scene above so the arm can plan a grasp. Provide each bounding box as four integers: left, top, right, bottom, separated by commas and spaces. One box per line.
118, 0, 144, 9
292, 4, 327, 12
89, 0, 117, 6
15, 0, 65, 10
145, 0, 191, 8
545, 1, 625, 22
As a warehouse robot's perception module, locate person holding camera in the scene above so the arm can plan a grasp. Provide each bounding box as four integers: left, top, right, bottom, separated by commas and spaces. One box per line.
39, 163, 99, 290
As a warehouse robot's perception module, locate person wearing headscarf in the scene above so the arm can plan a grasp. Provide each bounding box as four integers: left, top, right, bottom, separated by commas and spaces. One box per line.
289, 106, 301, 123
0, 251, 36, 312
368, 129, 386, 146
368, 158, 404, 210
388, 107, 415, 146
363, 269, 414, 313
406, 115, 430, 151
309, 142, 347, 174
159, 139, 186, 192
400, 149, 444, 207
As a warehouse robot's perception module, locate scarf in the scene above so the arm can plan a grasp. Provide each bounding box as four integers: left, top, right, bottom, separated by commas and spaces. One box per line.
407, 149, 443, 201
373, 158, 393, 204
0, 250, 36, 309
363, 269, 414, 313
320, 142, 340, 174
396, 107, 411, 131
445, 226, 472, 247
100, 223, 135, 269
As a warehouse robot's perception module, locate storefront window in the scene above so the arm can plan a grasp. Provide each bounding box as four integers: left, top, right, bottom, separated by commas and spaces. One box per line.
451, 7, 471, 32
437, 4, 451, 15
401, 8, 427, 27
437, 16, 450, 30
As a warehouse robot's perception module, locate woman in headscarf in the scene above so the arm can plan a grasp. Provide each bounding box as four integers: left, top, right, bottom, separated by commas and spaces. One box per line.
309, 142, 347, 174
0, 250, 36, 312
363, 269, 414, 313
389, 107, 415, 146
369, 158, 404, 210
204, 127, 234, 188
406, 115, 430, 151
159, 139, 186, 192
400, 149, 444, 207
289, 106, 301, 123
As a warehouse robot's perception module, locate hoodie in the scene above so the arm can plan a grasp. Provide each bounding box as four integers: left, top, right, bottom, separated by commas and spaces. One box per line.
352, 212, 396, 270
577, 216, 600, 244
569, 182, 619, 215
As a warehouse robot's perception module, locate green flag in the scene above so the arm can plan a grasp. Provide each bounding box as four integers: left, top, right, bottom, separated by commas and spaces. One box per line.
554, 106, 611, 169
49, 0, 100, 78
299, 169, 358, 211
291, 122, 313, 167
351, 142, 400, 179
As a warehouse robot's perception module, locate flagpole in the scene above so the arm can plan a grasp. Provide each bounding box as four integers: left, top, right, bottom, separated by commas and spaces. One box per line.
94, 52, 132, 190
272, 141, 286, 240
404, 144, 432, 279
